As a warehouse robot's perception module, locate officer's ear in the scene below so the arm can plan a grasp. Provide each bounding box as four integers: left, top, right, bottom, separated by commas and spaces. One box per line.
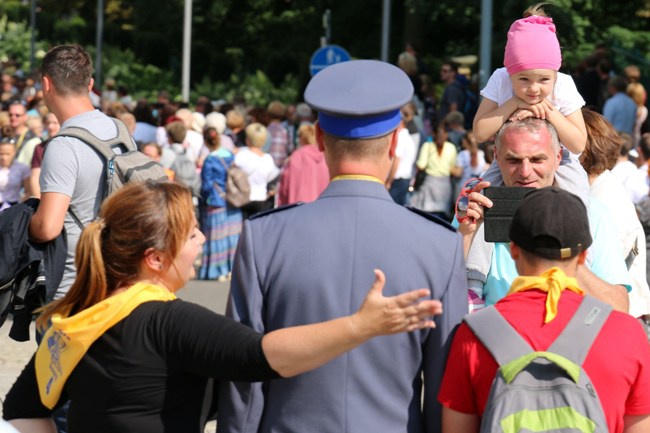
315, 122, 325, 152
388, 127, 399, 158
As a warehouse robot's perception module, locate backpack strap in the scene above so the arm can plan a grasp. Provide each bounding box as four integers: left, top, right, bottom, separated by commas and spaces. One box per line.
216, 155, 230, 172
547, 295, 612, 367
68, 207, 85, 230
55, 118, 135, 228
55, 118, 136, 160
464, 306, 533, 366
211, 157, 229, 198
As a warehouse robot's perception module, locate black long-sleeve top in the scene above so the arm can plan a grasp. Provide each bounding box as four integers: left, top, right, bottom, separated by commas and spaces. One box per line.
3, 300, 280, 433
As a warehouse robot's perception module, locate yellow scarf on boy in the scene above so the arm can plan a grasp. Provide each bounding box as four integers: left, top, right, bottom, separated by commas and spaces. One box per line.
35, 283, 176, 409
508, 267, 584, 324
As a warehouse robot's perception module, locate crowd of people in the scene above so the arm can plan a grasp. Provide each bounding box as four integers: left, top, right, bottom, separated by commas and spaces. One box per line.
0, 66, 331, 282
1, 2, 650, 433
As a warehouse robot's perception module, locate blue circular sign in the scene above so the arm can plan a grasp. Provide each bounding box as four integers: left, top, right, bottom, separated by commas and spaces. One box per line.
309, 45, 351, 76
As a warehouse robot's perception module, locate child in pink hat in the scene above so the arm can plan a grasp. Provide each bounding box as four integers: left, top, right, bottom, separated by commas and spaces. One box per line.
472, 4, 589, 201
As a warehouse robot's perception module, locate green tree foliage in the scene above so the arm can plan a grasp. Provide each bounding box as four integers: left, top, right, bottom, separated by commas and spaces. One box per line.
411, 0, 649, 75
1, 0, 648, 103
192, 71, 299, 107
0, 15, 47, 72
97, 45, 177, 100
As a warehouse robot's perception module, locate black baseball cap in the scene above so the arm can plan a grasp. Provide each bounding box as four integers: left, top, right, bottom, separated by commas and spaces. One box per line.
509, 187, 592, 259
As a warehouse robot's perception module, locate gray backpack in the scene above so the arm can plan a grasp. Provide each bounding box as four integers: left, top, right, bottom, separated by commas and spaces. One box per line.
465, 295, 612, 433
170, 146, 201, 197
214, 156, 251, 208
56, 118, 169, 201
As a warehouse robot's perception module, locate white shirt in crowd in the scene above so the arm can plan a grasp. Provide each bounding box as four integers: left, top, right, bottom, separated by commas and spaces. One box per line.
394, 128, 418, 180
611, 159, 649, 204
235, 148, 280, 202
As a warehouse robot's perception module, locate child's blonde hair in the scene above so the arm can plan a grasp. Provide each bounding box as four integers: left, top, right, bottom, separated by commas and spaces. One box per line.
246, 123, 268, 148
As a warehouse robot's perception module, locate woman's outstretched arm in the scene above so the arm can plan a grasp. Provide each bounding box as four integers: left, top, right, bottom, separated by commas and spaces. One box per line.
262, 269, 443, 377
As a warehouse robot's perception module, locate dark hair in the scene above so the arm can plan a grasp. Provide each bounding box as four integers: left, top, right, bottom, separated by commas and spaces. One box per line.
38, 181, 194, 326
203, 127, 221, 151
639, 133, 650, 160
618, 132, 633, 157
442, 60, 459, 74
608, 76, 628, 93
523, 3, 550, 18
580, 109, 622, 175
133, 99, 156, 126
41, 44, 93, 96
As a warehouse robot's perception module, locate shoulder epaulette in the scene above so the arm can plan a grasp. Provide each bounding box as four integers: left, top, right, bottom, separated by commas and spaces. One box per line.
249, 202, 304, 220
404, 206, 456, 232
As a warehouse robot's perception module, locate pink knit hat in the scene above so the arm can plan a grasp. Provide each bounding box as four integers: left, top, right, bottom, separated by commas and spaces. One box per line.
504, 15, 561, 75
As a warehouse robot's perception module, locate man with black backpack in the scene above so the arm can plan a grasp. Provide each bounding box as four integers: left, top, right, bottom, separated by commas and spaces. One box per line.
439, 187, 650, 433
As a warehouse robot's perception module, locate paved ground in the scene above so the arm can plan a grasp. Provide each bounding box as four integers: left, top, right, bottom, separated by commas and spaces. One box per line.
0, 278, 230, 432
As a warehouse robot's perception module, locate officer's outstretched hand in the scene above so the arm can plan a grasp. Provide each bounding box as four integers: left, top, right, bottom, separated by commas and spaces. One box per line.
351, 269, 442, 338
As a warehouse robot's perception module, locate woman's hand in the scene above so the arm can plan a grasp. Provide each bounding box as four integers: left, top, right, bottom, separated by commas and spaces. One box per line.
350, 269, 443, 339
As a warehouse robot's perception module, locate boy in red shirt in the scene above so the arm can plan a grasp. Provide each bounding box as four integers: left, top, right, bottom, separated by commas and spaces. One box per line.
439, 187, 650, 433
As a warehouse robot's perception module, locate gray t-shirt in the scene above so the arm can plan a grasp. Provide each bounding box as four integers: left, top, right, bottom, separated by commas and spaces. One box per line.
40, 110, 117, 300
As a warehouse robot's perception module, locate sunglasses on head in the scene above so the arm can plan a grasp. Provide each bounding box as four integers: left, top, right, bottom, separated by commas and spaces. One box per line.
455, 177, 482, 224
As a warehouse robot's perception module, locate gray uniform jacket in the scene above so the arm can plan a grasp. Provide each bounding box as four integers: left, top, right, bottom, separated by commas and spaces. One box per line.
217, 179, 468, 433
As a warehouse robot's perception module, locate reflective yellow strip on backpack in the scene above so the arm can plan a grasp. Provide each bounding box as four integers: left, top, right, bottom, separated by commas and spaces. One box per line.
500, 407, 596, 433
501, 351, 581, 385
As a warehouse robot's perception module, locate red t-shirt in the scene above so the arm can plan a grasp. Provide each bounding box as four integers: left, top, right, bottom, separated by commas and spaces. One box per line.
438, 290, 650, 433
31, 142, 46, 169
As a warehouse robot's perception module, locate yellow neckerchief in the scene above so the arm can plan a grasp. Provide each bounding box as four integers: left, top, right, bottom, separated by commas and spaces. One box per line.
507, 267, 584, 324
15, 128, 28, 151
35, 282, 176, 409
331, 174, 384, 184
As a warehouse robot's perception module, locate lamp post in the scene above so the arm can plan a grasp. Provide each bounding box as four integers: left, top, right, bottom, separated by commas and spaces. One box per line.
29, 0, 36, 73
96, 0, 104, 90
479, 0, 493, 89
182, 0, 192, 103
380, 0, 391, 62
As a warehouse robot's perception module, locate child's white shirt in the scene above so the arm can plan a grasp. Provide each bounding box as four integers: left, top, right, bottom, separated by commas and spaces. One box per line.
480, 67, 585, 117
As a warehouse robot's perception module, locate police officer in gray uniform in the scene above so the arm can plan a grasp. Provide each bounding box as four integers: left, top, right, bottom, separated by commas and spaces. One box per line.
218, 60, 468, 433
